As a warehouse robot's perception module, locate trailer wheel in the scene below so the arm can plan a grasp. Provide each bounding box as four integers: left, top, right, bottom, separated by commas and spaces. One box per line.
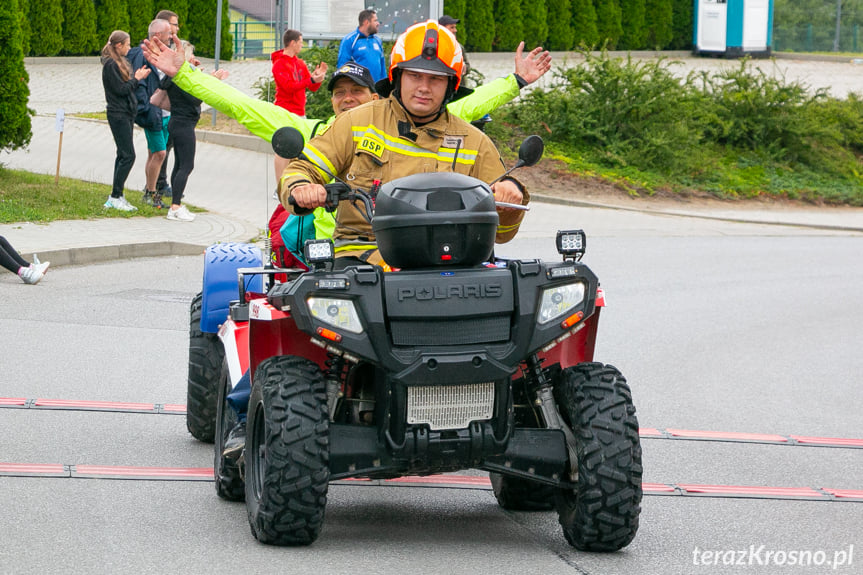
215, 358, 245, 501
187, 292, 223, 443
554, 363, 642, 551
245, 356, 329, 546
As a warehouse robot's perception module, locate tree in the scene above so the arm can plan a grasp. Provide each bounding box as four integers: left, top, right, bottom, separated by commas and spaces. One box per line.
27, 0, 63, 56
127, 0, 153, 44
185, 0, 232, 60
644, 0, 673, 49
494, 0, 524, 51
521, 0, 549, 49
669, 0, 692, 50
0, 0, 33, 153
546, 0, 573, 50
443, 0, 468, 43
464, 0, 494, 51
95, 0, 129, 47
62, 0, 99, 55
18, 0, 30, 56
161, 0, 190, 27
571, 0, 599, 48
618, 0, 646, 49
594, 0, 623, 49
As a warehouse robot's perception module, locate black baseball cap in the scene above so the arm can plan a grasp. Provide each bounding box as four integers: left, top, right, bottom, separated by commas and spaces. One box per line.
438, 15, 459, 26
327, 61, 377, 93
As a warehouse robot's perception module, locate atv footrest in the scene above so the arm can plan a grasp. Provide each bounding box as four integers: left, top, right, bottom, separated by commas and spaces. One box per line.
482, 428, 570, 487
329, 423, 396, 479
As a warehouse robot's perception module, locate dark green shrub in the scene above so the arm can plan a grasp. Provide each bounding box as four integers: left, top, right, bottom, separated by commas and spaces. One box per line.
593, 0, 622, 49
443, 0, 467, 43
185, 0, 232, 59
127, 0, 153, 44
27, 0, 63, 56
618, 0, 646, 50
570, 0, 599, 48
698, 61, 825, 163
62, 0, 99, 55
0, 0, 33, 153
95, 0, 130, 49
521, 0, 548, 49
493, 0, 524, 51
644, 0, 673, 49
464, 0, 494, 51
505, 52, 706, 174
18, 0, 30, 55
546, 0, 573, 50
669, 0, 693, 50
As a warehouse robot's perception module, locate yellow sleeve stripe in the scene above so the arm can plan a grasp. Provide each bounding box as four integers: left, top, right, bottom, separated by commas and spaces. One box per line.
497, 222, 522, 233
303, 144, 338, 181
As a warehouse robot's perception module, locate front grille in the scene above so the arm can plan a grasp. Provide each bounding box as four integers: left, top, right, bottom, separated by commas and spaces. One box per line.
406, 382, 495, 430
390, 315, 510, 346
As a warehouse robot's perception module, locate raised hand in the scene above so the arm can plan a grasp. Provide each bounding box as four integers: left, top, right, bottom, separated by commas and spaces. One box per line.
311, 61, 329, 84
141, 33, 185, 77
134, 67, 151, 81
514, 41, 553, 85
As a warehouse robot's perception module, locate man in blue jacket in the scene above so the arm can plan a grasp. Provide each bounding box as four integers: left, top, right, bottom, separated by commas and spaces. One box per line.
337, 9, 386, 82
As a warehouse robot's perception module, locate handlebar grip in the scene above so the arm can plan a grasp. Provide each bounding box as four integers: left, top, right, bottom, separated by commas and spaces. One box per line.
287, 194, 314, 216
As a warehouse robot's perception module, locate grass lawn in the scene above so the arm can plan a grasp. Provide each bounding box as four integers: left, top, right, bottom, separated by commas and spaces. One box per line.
0, 168, 203, 224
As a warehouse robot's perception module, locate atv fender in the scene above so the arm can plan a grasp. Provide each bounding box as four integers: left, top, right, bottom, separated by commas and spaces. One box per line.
200, 242, 264, 333
218, 319, 250, 389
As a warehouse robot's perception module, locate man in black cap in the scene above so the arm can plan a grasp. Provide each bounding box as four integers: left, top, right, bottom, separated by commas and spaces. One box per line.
439, 15, 470, 76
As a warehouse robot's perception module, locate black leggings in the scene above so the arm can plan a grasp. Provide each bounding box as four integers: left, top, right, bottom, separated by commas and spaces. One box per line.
106, 112, 136, 198
168, 117, 197, 206
0, 236, 29, 274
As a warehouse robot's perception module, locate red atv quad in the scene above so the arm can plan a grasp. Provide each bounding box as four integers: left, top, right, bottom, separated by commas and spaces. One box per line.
197, 129, 642, 550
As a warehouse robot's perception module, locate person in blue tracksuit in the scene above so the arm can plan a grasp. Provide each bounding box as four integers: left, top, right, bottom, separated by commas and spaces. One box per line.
337, 8, 386, 82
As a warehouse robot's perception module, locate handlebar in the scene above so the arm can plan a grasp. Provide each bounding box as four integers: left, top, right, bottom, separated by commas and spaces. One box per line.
287, 182, 375, 223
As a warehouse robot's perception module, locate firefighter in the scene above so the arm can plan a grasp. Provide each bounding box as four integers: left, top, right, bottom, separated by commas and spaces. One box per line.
281, 19, 530, 267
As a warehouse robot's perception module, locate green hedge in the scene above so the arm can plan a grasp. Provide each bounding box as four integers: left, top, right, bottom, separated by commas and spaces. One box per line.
0, 0, 33, 153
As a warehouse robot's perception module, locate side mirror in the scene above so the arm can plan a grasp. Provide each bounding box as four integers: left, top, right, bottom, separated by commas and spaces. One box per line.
271, 126, 305, 159
516, 135, 544, 168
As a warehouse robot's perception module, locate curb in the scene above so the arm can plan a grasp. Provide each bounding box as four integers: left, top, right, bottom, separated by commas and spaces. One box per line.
20, 241, 206, 268
531, 193, 863, 233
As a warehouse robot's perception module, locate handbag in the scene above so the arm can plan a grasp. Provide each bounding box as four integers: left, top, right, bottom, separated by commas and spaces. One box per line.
149, 88, 171, 112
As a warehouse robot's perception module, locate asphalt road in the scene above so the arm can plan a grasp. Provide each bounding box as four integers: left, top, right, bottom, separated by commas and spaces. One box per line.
1, 208, 862, 575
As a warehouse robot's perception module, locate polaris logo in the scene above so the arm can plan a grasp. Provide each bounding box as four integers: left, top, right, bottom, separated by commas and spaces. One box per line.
398, 283, 503, 301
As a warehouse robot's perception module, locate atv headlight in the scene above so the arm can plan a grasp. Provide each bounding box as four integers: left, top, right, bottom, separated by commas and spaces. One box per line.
307, 297, 363, 334
538, 283, 585, 325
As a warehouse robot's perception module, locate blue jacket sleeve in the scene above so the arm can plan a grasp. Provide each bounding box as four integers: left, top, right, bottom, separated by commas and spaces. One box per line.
336, 32, 354, 68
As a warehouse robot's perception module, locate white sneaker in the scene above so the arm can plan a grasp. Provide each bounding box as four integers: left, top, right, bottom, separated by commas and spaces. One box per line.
166, 205, 195, 222
104, 196, 138, 212
18, 265, 44, 285
30, 254, 50, 275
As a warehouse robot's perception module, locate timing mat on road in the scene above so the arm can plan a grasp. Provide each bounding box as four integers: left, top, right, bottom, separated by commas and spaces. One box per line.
3, 396, 863, 450
0, 462, 861, 503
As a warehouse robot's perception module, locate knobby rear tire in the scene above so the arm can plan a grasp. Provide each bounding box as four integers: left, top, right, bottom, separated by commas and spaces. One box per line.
187, 292, 223, 443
